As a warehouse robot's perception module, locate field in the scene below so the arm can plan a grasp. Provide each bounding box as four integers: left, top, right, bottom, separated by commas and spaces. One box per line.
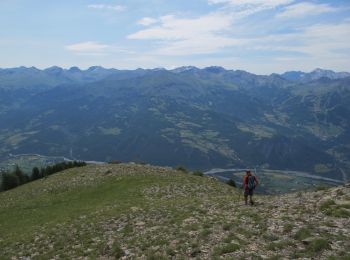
0, 154, 67, 174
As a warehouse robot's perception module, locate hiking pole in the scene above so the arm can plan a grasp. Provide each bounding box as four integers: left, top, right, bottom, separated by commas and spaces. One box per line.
238, 188, 241, 203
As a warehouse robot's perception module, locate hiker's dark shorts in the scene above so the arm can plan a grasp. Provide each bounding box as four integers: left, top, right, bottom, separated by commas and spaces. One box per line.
244, 188, 254, 196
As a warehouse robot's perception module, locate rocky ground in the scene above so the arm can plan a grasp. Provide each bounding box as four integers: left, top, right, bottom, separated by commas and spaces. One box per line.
0, 163, 349, 259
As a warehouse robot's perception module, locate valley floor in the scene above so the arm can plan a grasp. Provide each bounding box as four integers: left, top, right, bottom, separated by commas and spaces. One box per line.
0, 164, 349, 259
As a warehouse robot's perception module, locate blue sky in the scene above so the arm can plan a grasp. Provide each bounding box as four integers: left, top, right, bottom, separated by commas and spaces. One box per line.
1, 0, 349, 74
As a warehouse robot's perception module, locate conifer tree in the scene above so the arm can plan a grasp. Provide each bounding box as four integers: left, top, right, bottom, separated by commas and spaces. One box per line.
31, 167, 41, 180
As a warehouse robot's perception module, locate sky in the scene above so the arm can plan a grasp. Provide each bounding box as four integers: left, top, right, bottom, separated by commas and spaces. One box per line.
1, 0, 350, 74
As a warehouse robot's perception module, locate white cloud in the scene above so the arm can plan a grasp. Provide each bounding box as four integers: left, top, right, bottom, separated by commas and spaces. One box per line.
208, 0, 294, 9
65, 42, 136, 56
88, 4, 126, 12
128, 12, 241, 55
65, 42, 109, 52
137, 17, 158, 26
129, 0, 296, 55
207, 0, 295, 20
277, 2, 338, 18
288, 22, 350, 57
156, 36, 241, 56
232, 20, 350, 73
129, 13, 233, 40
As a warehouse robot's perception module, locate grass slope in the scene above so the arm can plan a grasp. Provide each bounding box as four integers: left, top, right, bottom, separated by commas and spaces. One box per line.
0, 164, 349, 259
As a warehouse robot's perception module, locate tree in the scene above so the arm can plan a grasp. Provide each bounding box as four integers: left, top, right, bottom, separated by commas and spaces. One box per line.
31, 167, 41, 181
14, 165, 27, 185
40, 167, 46, 177
45, 166, 53, 175
2, 172, 19, 191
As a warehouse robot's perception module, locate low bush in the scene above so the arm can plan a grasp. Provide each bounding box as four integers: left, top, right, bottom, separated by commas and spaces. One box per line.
283, 223, 294, 233
307, 238, 330, 253
294, 227, 312, 240
267, 240, 293, 251
226, 179, 236, 187
320, 200, 350, 218
214, 243, 240, 255
314, 185, 329, 191
112, 242, 125, 258
175, 165, 187, 172
320, 199, 336, 211
192, 171, 203, 176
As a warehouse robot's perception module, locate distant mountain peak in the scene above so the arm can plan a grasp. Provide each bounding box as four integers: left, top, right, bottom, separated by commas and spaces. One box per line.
15, 66, 40, 72
150, 67, 166, 72
171, 66, 199, 73
204, 66, 226, 73
46, 66, 62, 70
87, 66, 105, 71
281, 68, 350, 82
45, 66, 64, 74
312, 68, 328, 72
68, 66, 81, 73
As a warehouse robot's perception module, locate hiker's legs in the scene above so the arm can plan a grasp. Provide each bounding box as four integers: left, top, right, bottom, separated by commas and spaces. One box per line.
247, 189, 254, 205
249, 195, 254, 205
244, 189, 249, 205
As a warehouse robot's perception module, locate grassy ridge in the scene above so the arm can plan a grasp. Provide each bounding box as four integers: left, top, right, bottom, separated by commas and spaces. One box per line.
0, 164, 237, 258
0, 164, 349, 259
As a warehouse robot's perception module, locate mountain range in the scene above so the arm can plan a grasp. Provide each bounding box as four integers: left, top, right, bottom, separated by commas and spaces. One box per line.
0, 66, 349, 181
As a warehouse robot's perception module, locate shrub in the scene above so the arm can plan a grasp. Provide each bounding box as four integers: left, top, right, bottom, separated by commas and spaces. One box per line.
295, 227, 312, 240
327, 208, 350, 218
283, 223, 294, 233
307, 238, 330, 253
199, 228, 211, 239
226, 179, 236, 187
262, 233, 279, 241
320, 199, 336, 211
222, 223, 232, 231
266, 240, 294, 251
176, 165, 187, 172
214, 243, 240, 255
193, 171, 203, 176
320, 200, 350, 218
111, 242, 124, 259
146, 250, 168, 260
315, 185, 328, 191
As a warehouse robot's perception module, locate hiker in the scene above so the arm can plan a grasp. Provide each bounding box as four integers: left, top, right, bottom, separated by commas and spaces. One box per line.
243, 170, 259, 205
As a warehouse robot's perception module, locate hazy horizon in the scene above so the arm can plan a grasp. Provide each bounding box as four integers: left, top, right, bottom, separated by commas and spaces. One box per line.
1, 65, 349, 76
